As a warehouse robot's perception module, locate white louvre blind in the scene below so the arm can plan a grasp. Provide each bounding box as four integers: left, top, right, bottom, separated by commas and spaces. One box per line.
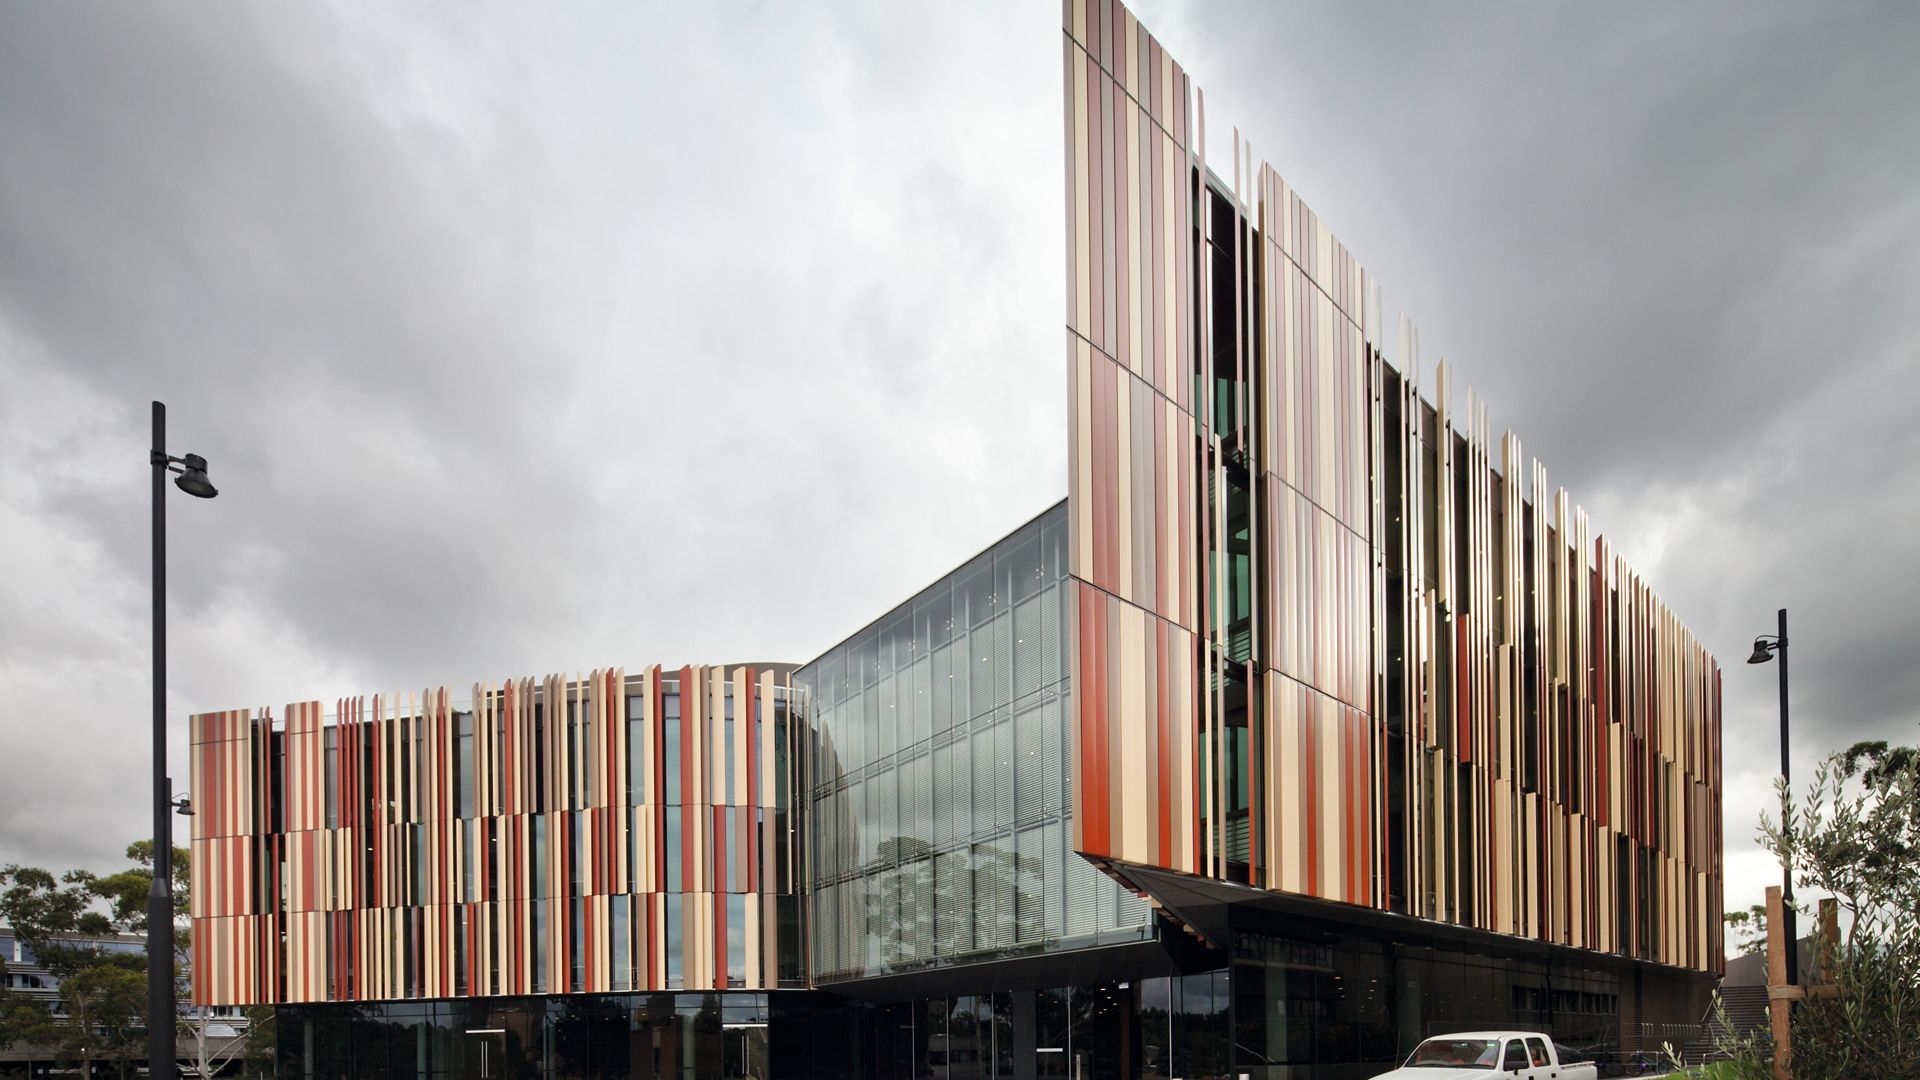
1014, 596, 1044, 699
975, 840, 1015, 951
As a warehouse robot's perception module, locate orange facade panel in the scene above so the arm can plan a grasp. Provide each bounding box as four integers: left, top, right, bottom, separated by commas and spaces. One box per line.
188, 665, 802, 1007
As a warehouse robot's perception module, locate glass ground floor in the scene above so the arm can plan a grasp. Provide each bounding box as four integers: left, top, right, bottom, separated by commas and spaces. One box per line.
278, 908, 1710, 1080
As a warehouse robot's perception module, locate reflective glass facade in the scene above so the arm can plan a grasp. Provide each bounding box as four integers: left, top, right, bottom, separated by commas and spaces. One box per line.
796, 503, 1153, 982
277, 992, 828, 1080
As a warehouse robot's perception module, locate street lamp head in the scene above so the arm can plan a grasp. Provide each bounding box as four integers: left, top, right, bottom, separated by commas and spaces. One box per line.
173, 453, 218, 499
172, 796, 193, 817
1747, 638, 1776, 665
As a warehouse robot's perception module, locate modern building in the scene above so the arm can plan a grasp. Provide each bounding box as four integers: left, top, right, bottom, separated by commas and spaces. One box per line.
188, 3, 1723, 1077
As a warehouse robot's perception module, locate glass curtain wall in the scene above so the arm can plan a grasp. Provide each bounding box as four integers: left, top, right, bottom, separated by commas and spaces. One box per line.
797, 503, 1152, 982
279, 993, 802, 1080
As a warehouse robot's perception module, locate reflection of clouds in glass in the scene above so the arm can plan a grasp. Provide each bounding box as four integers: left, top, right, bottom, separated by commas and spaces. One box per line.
796, 503, 1152, 980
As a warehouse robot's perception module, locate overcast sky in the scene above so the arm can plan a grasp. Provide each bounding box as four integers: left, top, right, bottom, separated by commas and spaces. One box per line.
2, 2, 1915, 927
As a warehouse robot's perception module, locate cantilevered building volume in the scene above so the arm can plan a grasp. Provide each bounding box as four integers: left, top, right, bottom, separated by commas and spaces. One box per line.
189, 3, 1723, 1077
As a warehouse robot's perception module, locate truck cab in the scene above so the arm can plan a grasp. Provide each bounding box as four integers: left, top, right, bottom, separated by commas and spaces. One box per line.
1369, 1031, 1600, 1080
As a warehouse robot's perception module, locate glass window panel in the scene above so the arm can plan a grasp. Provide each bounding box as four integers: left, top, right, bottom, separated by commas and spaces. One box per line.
933, 741, 961, 847
611, 895, 631, 991
970, 623, 993, 719
1114, 884, 1153, 934
1013, 596, 1044, 701
911, 655, 933, 749
991, 991, 1015, 1080
1065, 841, 1101, 940
664, 900, 683, 988
812, 882, 837, 977
876, 672, 897, 761
724, 813, 739, 891
904, 753, 932, 849
932, 642, 954, 735
994, 717, 1014, 832
571, 810, 587, 892
821, 646, 846, 706
905, 856, 933, 965
663, 808, 682, 892
724, 715, 737, 805
1004, 529, 1043, 603
529, 815, 546, 899
1036, 988, 1071, 1077
531, 899, 548, 993
882, 611, 911, 674
663, 714, 681, 805
1043, 698, 1064, 815
842, 780, 862, 879
1016, 703, 1047, 825
570, 895, 585, 992
1015, 825, 1049, 946
934, 850, 971, 958
895, 659, 915, 752
844, 776, 866, 872
971, 724, 997, 841
872, 766, 897, 866
850, 680, 872, 774
923, 998, 950, 1080
870, 864, 899, 971
974, 838, 1014, 953
957, 558, 993, 628
774, 707, 790, 811
726, 894, 746, 987
628, 713, 647, 806
915, 591, 937, 655
1043, 582, 1063, 690
859, 629, 881, 688
992, 610, 1013, 713
819, 790, 840, 882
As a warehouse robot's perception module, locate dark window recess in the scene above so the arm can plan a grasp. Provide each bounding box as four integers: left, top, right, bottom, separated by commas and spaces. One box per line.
269, 730, 285, 836
1455, 762, 1475, 927
566, 698, 579, 812
1452, 431, 1471, 614
1221, 664, 1252, 883
1219, 464, 1255, 666
532, 703, 546, 814
1204, 186, 1249, 456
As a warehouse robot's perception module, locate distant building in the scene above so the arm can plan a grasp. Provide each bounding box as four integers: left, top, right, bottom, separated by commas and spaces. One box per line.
0, 924, 248, 1073
188, 2, 1723, 1077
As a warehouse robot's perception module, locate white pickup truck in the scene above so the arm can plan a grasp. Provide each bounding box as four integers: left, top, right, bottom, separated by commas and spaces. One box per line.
1369, 1031, 1600, 1080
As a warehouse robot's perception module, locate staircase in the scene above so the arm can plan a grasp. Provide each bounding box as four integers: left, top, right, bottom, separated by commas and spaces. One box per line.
1681, 985, 1769, 1063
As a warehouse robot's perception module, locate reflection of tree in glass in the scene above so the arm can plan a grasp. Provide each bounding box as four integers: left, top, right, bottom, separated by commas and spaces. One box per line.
866, 837, 1043, 974
548, 997, 598, 1076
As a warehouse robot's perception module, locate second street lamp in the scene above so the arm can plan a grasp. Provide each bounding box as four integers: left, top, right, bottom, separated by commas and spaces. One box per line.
1747, 607, 1796, 988
150, 401, 218, 1080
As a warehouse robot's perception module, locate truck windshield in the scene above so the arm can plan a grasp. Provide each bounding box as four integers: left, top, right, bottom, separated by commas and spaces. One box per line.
1406, 1038, 1502, 1069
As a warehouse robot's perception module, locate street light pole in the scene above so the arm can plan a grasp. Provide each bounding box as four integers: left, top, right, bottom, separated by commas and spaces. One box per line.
1747, 607, 1797, 988
149, 401, 172, 1080
149, 401, 218, 1080
1774, 607, 1797, 988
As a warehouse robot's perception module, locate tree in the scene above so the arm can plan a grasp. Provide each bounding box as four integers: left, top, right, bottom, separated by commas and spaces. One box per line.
88, 841, 190, 936
1722, 903, 1771, 959
0, 863, 149, 1079
238, 1005, 277, 1078
0, 842, 212, 1080
1749, 736, 1920, 1080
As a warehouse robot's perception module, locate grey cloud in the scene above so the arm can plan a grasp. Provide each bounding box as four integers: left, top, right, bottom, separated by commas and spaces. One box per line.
2, 0, 1914, 927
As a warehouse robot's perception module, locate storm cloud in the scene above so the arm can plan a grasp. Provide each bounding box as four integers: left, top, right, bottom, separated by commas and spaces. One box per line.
2, 1, 1914, 922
